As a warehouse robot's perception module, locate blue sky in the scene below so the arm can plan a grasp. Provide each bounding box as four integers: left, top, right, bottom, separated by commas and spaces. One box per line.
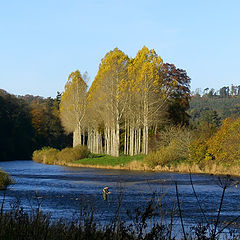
0, 0, 240, 97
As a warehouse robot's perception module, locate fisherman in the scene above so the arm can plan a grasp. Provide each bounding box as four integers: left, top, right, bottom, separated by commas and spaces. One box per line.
102, 186, 111, 201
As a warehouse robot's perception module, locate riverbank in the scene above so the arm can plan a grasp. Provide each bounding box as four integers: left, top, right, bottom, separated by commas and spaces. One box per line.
32, 146, 240, 177
63, 162, 240, 176
55, 155, 148, 171
61, 157, 240, 177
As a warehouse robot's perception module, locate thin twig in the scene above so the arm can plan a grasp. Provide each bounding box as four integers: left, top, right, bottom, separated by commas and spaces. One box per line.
216, 214, 240, 237
175, 181, 187, 240
189, 172, 209, 225
169, 200, 176, 240
211, 185, 226, 239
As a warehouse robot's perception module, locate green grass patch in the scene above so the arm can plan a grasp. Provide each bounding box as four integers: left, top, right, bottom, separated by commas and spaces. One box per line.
74, 154, 144, 166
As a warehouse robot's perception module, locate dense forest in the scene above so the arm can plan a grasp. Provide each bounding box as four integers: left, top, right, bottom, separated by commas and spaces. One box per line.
0, 89, 71, 161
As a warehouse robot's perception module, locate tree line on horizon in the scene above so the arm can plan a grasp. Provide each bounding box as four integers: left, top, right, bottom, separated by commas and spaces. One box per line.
59, 46, 191, 157
193, 85, 240, 98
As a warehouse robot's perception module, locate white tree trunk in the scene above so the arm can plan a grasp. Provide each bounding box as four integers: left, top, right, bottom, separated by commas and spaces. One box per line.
126, 124, 129, 155
134, 129, 137, 155
107, 127, 111, 155
115, 122, 120, 157
129, 126, 134, 156
138, 128, 141, 154
124, 120, 127, 155
73, 124, 81, 147
104, 127, 108, 154
142, 86, 149, 154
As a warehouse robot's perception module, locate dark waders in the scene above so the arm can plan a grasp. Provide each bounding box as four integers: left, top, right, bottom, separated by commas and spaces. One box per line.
102, 187, 110, 201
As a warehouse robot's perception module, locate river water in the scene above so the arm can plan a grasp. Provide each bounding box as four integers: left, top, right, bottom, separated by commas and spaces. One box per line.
0, 160, 240, 233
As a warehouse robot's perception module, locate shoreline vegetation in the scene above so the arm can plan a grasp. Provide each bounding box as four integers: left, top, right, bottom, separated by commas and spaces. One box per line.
65, 162, 240, 177
32, 145, 240, 177
0, 170, 13, 190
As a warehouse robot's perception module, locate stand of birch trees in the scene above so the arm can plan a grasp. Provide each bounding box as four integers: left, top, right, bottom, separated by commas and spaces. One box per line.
60, 47, 190, 157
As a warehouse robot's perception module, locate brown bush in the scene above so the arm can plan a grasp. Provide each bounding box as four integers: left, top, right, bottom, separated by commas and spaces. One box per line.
57, 145, 90, 163
32, 147, 59, 164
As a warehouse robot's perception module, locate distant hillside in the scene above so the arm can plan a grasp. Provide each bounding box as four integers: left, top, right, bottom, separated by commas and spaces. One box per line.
189, 95, 240, 123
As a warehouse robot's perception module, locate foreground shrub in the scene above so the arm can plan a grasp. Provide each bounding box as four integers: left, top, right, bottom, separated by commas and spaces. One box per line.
57, 145, 90, 163
207, 117, 240, 166
145, 127, 192, 168
72, 145, 90, 160
188, 137, 208, 166
33, 145, 90, 164
0, 170, 13, 190
32, 147, 59, 164
145, 143, 180, 168
57, 147, 76, 163
32, 149, 43, 163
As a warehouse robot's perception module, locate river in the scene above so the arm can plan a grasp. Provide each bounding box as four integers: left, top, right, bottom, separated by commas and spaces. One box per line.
0, 160, 240, 234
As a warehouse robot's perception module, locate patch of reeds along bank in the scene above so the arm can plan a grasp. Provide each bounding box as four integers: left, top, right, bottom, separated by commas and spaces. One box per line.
0, 170, 13, 190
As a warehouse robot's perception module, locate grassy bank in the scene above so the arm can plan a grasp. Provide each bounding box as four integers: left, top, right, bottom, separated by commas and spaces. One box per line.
59, 152, 240, 176
69, 158, 240, 176
32, 146, 240, 176
32, 146, 146, 170
71, 154, 146, 170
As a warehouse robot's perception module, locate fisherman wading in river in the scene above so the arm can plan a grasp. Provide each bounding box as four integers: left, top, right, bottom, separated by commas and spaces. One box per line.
102, 186, 111, 201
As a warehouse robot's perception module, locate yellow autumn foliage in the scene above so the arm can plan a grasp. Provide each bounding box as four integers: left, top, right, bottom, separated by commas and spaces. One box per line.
207, 117, 240, 166
59, 70, 87, 133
